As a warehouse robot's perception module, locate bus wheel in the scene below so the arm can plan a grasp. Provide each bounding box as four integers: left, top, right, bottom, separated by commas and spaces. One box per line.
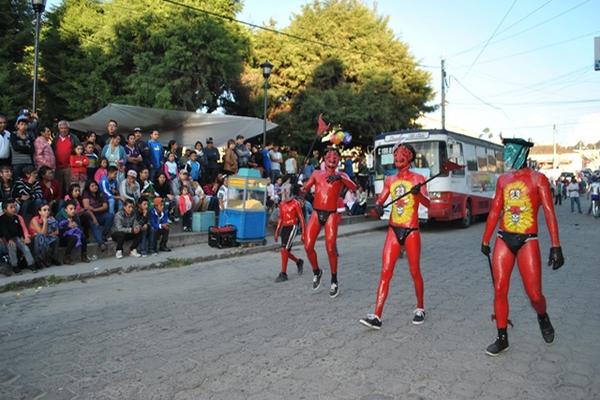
459, 201, 472, 228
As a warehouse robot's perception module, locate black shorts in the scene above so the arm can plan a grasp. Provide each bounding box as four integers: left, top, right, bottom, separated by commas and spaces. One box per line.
314, 209, 334, 226
497, 231, 538, 255
281, 225, 298, 250
391, 226, 417, 245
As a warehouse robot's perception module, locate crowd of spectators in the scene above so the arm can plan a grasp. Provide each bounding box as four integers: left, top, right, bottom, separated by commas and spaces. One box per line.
0, 109, 374, 276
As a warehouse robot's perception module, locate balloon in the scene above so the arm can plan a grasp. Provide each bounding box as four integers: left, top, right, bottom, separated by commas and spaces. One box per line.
330, 131, 344, 145
342, 132, 352, 145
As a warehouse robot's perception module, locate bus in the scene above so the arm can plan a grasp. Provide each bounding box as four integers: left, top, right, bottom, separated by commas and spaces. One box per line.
374, 129, 503, 227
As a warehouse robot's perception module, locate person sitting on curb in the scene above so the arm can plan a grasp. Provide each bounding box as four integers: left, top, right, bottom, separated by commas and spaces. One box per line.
29, 202, 60, 268
135, 198, 151, 257
57, 200, 91, 265
149, 197, 171, 255
0, 198, 35, 273
111, 199, 142, 259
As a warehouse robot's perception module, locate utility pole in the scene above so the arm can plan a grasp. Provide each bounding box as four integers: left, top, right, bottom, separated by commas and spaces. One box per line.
552, 124, 557, 170
441, 58, 446, 131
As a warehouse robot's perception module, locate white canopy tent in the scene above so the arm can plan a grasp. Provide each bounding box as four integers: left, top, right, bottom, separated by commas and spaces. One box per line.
69, 103, 277, 147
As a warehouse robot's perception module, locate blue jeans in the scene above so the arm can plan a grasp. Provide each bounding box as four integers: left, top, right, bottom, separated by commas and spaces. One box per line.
89, 212, 114, 245
138, 228, 152, 255
570, 197, 582, 213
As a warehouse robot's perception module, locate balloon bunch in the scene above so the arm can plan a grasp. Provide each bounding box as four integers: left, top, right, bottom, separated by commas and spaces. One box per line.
328, 129, 352, 146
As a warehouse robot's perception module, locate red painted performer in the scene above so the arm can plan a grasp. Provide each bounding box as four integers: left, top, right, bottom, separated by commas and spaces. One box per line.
481, 138, 564, 356
302, 147, 357, 297
360, 143, 430, 329
274, 194, 306, 282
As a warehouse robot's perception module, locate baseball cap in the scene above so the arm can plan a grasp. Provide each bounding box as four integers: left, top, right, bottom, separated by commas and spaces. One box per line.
133, 127, 142, 132
18, 108, 30, 116
127, 170, 137, 178
16, 115, 28, 123
206, 137, 213, 144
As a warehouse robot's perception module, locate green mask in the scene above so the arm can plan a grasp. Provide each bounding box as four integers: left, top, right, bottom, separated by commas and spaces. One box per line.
502, 139, 533, 170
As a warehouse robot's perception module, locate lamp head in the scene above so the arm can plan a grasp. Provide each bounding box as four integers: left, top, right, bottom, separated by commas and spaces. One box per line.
32, 0, 47, 13
260, 60, 273, 80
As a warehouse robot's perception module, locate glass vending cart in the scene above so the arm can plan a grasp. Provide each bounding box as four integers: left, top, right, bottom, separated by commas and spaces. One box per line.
219, 168, 268, 245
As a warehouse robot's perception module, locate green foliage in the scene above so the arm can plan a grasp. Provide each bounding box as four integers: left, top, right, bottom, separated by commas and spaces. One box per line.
39, 0, 249, 120
0, 0, 35, 118
5, 0, 433, 149
243, 0, 434, 149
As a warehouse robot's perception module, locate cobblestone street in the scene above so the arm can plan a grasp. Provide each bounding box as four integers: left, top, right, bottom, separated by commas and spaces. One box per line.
1, 204, 599, 400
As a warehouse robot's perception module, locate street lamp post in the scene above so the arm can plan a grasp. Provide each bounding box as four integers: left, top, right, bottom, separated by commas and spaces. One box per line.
31, 0, 47, 113
260, 60, 273, 147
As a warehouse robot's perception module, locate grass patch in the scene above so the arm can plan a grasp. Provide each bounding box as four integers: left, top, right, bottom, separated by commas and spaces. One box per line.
163, 258, 195, 268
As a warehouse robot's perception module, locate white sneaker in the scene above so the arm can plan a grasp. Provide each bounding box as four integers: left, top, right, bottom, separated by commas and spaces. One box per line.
412, 308, 426, 325
152, 252, 159, 256
116, 250, 123, 259
130, 249, 142, 258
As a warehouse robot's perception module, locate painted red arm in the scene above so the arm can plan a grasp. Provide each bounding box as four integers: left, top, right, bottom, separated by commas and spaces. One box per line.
538, 174, 561, 247
482, 178, 504, 245
302, 173, 316, 194
376, 177, 391, 207
416, 177, 430, 208
340, 172, 357, 191
295, 201, 306, 240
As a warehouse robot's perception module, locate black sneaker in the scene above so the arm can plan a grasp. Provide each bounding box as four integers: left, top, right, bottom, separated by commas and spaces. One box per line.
329, 283, 340, 298
485, 330, 509, 356
296, 259, 304, 275
159, 246, 172, 252
412, 308, 426, 325
359, 314, 382, 330
275, 272, 288, 283
537, 313, 555, 344
312, 269, 323, 290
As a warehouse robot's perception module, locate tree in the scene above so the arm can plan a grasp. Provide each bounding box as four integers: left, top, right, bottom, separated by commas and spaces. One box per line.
39, 0, 249, 120
0, 0, 35, 119
239, 0, 434, 149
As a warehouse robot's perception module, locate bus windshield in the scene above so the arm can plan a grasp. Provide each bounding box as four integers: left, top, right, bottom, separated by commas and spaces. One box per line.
376, 141, 447, 176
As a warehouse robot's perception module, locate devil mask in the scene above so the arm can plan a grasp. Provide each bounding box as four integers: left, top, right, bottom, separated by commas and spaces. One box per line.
324, 149, 341, 170
393, 144, 416, 171
502, 138, 533, 171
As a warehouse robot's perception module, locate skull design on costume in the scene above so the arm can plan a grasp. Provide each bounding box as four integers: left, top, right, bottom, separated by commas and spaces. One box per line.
324, 149, 340, 170
394, 185, 407, 215
393, 144, 415, 171
508, 205, 527, 224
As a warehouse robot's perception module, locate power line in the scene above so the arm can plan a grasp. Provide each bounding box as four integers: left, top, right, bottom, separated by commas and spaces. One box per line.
450, 75, 504, 111
479, 0, 592, 48
462, 0, 518, 78
450, 0, 554, 58
468, 29, 600, 66
161, 0, 438, 70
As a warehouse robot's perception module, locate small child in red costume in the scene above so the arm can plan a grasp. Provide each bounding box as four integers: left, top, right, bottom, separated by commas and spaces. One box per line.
274, 192, 306, 282
302, 147, 356, 298
360, 143, 430, 329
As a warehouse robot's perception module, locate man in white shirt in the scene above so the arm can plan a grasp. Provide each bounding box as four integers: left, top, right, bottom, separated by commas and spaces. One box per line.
587, 177, 600, 215
0, 114, 11, 167
566, 178, 582, 213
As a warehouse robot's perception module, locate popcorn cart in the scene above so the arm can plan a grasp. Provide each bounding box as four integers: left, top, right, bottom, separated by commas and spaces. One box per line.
218, 168, 268, 245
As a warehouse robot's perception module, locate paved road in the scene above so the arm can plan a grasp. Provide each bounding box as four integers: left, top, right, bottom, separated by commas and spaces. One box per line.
1, 204, 599, 400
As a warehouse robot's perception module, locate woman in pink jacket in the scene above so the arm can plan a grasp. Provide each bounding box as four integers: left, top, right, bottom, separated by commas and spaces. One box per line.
34, 127, 56, 170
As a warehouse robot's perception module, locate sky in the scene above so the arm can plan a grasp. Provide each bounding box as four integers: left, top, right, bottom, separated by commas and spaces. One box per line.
45, 0, 600, 146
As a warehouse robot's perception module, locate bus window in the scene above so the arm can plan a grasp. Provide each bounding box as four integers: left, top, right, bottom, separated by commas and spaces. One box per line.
495, 150, 504, 173
487, 148, 496, 173
449, 143, 465, 176
464, 144, 477, 171
412, 141, 447, 176
477, 147, 488, 171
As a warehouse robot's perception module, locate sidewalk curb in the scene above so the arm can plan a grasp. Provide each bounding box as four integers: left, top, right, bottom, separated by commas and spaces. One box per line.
0, 223, 386, 293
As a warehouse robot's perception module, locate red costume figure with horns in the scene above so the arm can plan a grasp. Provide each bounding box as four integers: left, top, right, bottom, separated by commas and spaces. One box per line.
302, 147, 357, 298
481, 138, 564, 356
360, 143, 430, 330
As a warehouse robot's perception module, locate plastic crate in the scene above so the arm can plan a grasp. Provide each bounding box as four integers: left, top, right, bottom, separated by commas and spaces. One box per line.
192, 211, 215, 233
